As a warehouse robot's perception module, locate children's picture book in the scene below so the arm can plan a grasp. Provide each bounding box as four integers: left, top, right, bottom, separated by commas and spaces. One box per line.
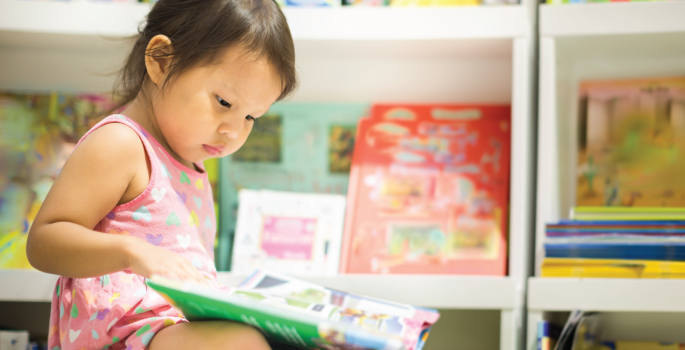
218, 103, 368, 271
576, 77, 685, 208
147, 270, 440, 350
340, 104, 511, 275
233, 114, 283, 163
0, 91, 114, 269
329, 125, 357, 174
232, 190, 346, 276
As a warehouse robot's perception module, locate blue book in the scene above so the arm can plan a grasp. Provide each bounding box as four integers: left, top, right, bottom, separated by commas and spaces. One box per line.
545, 242, 685, 261
555, 220, 685, 226
547, 228, 685, 235
546, 220, 685, 237
537, 321, 561, 350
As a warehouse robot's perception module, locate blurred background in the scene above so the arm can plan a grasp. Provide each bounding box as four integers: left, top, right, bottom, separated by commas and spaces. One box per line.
1, 0, 685, 348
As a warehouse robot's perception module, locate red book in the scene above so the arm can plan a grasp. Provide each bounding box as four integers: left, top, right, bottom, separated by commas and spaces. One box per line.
340, 104, 511, 275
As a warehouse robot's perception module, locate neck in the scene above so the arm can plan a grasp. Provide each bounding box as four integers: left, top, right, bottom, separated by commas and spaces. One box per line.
119, 83, 196, 170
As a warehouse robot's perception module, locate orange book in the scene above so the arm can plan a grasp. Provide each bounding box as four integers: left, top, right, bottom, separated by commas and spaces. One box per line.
340, 104, 511, 275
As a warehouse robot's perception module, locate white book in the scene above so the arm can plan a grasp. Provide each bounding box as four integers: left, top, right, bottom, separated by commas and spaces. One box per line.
232, 189, 346, 276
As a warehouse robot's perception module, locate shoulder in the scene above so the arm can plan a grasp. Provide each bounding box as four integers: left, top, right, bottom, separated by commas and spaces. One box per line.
69, 122, 147, 178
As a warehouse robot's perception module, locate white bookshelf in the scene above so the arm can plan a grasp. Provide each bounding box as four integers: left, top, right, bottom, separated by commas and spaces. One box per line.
0, 1, 536, 349
530, 2, 685, 349
540, 1, 685, 37
528, 278, 685, 313
0, 270, 517, 309
527, 278, 685, 346
0, 1, 528, 39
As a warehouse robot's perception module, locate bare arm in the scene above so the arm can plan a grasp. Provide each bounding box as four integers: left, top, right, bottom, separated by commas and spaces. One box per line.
27, 124, 206, 283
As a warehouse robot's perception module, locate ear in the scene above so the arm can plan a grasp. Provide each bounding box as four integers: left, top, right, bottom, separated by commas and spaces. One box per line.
145, 35, 174, 87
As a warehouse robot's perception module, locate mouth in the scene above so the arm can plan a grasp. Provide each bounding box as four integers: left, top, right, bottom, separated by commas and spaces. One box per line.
202, 144, 225, 156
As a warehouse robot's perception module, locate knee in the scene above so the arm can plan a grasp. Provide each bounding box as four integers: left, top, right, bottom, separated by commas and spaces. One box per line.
217, 322, 271, 350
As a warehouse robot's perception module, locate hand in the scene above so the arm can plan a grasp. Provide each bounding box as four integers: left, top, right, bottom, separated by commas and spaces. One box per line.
125, 237, 209, 286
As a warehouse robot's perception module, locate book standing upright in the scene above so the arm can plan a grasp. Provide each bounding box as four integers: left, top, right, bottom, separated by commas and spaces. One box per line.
340, 104, 511, 275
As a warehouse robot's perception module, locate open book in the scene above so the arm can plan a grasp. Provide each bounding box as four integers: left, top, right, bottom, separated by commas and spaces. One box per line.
147, 270, 439, 350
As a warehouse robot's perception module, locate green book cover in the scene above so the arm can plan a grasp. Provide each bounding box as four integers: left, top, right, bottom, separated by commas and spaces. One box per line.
572, 207, 685, 221
574, 207, 685, 214
146, 270, 439, 350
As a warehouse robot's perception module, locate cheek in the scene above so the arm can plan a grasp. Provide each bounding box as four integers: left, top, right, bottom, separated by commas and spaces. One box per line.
157, 97, 211, 139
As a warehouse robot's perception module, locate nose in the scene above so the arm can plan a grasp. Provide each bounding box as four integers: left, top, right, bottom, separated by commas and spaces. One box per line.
217, 117, 240, 140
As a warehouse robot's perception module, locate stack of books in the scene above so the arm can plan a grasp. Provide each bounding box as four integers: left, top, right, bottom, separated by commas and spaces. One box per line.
542, 207, 685, 279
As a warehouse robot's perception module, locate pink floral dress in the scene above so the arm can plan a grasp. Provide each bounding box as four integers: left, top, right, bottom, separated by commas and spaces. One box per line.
48, 114, 221, 350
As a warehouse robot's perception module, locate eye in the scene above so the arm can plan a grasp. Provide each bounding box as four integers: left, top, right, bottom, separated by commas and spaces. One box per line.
215, 95, 231, 108
246, 115, 255, 121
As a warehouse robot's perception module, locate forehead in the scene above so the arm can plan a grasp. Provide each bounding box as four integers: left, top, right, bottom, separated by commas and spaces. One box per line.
212, 46, 279, 85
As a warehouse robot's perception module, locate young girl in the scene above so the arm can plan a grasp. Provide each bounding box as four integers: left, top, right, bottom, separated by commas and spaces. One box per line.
26, 0, 297, 348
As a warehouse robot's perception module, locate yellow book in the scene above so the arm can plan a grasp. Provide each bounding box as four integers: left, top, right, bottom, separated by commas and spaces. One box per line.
600, 341, 685, 350
541, 258, 685, 279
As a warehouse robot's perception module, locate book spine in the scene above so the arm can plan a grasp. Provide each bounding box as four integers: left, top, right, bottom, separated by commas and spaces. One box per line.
545, 243, 685, 261
574, 206, 685, 214
537, 321, 546, 350
557, 220, 685, 225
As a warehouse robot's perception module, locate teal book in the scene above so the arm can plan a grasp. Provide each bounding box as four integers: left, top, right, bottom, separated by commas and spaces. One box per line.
147, 270, 439, 350
216, 103, 369, 270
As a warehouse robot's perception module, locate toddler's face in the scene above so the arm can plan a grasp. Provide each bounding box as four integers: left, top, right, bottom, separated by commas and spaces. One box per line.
153, 46, 283, 164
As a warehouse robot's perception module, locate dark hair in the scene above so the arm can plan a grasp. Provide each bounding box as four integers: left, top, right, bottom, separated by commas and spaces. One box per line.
113, 0, 297, 109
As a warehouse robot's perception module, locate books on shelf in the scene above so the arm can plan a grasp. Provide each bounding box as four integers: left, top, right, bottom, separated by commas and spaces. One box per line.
541, 258, 685, 279
232, 190, 346, 276
340, 104, 511, 275
537, 320, 561, 350
547, 220, 685, 236
571, 207, 685, 221
0, 91, 114, 269
558, 76, 685, 279
544, 242, 685, 261
541, 311, 685, 350
543, 215, 685, 278
575, 77, 685, 208
147, 270, 440, 350
220, 103, 368, 270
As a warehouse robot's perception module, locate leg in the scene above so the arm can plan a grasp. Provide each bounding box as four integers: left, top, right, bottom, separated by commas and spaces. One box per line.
149, 321, 271, 350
